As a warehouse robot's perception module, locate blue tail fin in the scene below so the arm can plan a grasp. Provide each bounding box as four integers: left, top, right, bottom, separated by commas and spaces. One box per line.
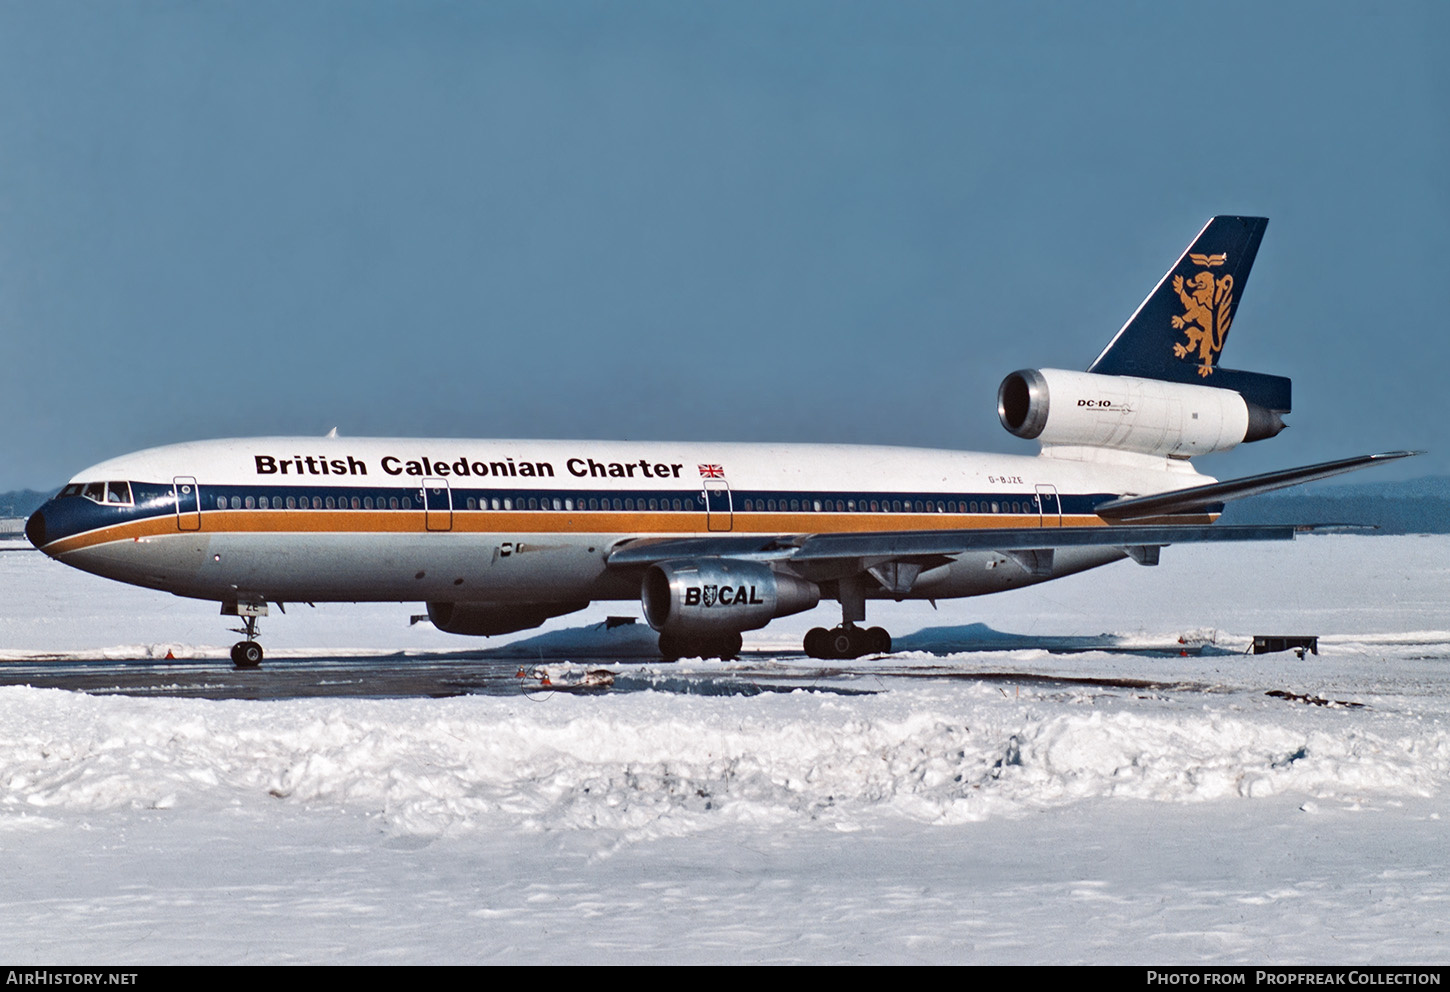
1088, 216, 1290, 412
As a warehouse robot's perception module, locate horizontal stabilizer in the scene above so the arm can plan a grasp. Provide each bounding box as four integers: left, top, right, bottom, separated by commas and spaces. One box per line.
1094, 450, 1422, 520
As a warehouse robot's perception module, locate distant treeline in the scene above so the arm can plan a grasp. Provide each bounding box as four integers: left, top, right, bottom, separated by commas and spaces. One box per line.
1218, 479, 1450, 534
0, 489, 49, 519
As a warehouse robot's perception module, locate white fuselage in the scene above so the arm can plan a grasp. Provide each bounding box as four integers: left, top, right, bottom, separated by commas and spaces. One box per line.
33, 436, 1212, 609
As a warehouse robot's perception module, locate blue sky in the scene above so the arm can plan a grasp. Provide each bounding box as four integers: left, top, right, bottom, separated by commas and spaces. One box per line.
2, 0, 1445, 489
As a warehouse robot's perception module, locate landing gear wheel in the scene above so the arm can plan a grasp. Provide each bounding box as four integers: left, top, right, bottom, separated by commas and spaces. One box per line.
658, 632, 685, 663
657, 631, 744, 662
805, 624, 891, 660
866, 627, 892, 655
804, 627, 830, 659
829, 628, 858, 659
231, 640, 263, 669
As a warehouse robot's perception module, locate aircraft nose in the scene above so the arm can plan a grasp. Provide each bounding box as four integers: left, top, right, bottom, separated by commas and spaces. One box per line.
25, 506, 47, 550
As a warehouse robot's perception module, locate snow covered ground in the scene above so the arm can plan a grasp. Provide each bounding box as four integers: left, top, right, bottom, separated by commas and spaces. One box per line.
1, 535, 1447, 964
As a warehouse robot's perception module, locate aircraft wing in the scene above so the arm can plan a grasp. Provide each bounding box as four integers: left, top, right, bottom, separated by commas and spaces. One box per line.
606, 523, 1297, 569
1094, 450, 1420, 520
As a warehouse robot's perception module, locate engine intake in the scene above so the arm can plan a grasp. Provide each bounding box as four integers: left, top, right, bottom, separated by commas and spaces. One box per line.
998, 368, 1284, 457
642, 559, 820, 637
426, 600, 589, 636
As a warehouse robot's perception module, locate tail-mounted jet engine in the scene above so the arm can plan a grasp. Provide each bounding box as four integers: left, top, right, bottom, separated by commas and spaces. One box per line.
642, 559, 820, 661
997, 368, 1285, 458
426, 600, 589, 636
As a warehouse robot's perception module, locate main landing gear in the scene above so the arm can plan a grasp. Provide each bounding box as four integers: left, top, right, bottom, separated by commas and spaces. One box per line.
804, 624, 891, 660
658, 630, 743, 663
802, 574, 893, 660
224, 602, 268, 669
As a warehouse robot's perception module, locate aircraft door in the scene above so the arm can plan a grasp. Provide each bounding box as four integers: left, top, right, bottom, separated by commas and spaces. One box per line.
704, 479, 732, 532
423, 478, 452, 531
173, 477, 201, 531
1036, 484, 1062, 528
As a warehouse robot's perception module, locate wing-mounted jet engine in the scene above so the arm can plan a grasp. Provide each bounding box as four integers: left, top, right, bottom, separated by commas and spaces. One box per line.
642, 559, 819, 661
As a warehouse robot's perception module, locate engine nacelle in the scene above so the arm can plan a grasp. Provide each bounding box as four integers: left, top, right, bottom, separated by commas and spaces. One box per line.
642, 559, 820, 637
426, 600, 589, 636
997, 368, 1284, 458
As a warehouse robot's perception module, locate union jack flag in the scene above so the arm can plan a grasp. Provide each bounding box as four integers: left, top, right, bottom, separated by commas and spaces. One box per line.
698, 464, 725, 478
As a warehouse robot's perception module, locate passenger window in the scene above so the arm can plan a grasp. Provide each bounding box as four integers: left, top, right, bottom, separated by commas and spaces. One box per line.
258, 496, 269, 509
217, 497, 227, 510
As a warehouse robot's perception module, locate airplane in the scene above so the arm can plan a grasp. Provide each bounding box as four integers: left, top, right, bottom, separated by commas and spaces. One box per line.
25, 216, 1415, 667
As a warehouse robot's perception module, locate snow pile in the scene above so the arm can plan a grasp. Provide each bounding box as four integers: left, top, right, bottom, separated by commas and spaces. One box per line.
5, 675, 1444, 844
5, 537, 1450, 963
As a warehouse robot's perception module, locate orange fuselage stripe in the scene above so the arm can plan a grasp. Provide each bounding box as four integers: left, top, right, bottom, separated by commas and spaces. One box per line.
43, 509, 1164, 556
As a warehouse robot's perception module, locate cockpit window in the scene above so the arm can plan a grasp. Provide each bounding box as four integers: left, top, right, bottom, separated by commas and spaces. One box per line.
75, 481, 134, 505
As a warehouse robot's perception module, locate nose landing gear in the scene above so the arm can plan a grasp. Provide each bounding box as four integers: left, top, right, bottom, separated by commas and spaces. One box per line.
224, 601, 268, 669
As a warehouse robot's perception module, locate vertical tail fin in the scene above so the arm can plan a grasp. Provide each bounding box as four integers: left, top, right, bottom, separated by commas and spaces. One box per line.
1088, 216, 1290, 412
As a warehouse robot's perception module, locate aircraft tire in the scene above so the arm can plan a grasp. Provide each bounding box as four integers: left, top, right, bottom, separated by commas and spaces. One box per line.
231, 640, 263, 669
716, 632, 743, 660
867, 627, 891, 655
657, 632, 741, 662
804, 627, 829, 658
829, 628, 858, 659
657, 632, 685, 663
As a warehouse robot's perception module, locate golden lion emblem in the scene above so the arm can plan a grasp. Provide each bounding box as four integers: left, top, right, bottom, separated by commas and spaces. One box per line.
1171, 255, 1233, 377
